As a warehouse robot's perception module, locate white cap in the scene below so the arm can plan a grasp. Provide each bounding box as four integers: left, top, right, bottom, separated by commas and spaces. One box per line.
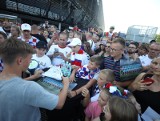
21, 23, 31, 31
68, 38, 82, 46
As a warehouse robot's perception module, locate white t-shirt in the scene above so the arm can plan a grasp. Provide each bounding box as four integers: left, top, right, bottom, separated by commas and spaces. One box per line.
32, 54, 51, 69
87, 39, 96, 51
46, 45, 71, 66
139, 54, 152, 66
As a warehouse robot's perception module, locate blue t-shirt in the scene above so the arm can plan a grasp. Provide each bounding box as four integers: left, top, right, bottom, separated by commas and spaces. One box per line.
0, 77, 59, 121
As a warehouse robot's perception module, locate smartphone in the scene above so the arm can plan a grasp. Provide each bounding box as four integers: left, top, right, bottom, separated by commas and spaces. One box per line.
142, 77, 154, 86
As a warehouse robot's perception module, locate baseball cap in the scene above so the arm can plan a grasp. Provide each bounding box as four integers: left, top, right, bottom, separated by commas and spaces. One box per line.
36, 41, 48, 49
68, 38, 82, 46
21, 23, 31, 31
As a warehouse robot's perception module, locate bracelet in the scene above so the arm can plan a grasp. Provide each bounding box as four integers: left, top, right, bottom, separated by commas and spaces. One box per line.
75, 90, 77, 95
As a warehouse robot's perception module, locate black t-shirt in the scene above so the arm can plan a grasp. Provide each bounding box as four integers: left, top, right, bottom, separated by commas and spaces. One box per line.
133, 89, 160, 114
31, 34, 47, 44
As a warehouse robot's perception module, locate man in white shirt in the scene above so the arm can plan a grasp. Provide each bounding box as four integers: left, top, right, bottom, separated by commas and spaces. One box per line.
139, 42, 160, 70
47, 32, 71, 66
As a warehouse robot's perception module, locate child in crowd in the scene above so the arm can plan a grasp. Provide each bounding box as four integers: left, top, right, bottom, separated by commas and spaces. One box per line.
25, 41, 51, 80
69, 55, 102, 82
82, 88, 111, 121
93, 96, 138, 121
0, 31, 7, 72
32, 41, 51, 70
91, 69, 115, 102
68, 55, 102, 98
68, 38, 90, 69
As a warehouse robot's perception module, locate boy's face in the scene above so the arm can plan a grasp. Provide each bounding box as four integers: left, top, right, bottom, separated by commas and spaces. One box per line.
36, 48, 46, 57
87, 61, 99, 70
97, 73, 107, 87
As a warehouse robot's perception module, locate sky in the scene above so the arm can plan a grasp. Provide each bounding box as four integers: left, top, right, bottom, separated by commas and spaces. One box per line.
102, 0, 160, 34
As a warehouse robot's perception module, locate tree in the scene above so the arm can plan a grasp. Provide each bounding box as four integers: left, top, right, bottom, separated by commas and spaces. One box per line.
155, 34, 160, 42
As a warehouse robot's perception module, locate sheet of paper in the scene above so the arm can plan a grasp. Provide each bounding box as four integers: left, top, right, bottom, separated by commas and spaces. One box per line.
141, 107, 160, 121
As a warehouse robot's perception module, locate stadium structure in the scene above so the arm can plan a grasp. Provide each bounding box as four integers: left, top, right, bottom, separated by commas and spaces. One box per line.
0, 0, 105, 30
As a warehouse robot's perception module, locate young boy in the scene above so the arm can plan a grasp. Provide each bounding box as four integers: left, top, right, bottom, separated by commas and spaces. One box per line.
68, 38, 90, 69
68, 55, 102, 97
0, 38, 70, 121
32, 41, 51, 70
25, 41, 51, 80
70, 55, 102, 82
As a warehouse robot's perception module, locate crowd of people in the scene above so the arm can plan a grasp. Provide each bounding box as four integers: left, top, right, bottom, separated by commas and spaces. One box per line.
0, 20, 160, 121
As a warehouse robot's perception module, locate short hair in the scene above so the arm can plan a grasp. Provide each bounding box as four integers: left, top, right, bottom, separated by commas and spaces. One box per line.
74, 31, 82, 39
100, 69, 115, 82
130, 42, 139, 48
108, 96, 138, 121
11, 25, 21, 36
0, 38, 34, 65
90, 55, 103, 66
0, 31, 7, 39
31, 24, 38, 30
112, 38, 125, 48
59, 32, 68, 39
139, 43, 148, 52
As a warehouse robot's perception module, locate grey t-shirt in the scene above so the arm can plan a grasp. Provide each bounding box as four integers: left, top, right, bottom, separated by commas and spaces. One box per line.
0, 77, 58, 121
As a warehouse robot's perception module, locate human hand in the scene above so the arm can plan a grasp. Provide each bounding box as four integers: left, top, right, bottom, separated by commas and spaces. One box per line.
69, 74, 75, 83
53, 52, 60, 57
72, 65, 79, 70
68, 90, 76, 98
58, 52, 64, 57
81, 88, 89, 98
62, 76, 70, 86
33, 69, 44, 79
132, 79, 152, 91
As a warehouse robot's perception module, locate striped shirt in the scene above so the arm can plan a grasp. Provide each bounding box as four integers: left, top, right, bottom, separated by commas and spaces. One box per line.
18, 36, 39, 48
103, 56, 121, 81
0, 59, 3, 72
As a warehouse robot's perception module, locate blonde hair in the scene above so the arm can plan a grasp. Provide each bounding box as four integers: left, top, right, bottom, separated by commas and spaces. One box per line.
100, 69, 115, 82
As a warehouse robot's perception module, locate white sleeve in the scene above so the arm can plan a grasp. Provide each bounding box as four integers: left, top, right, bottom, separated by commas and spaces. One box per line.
45, 56, 52, 68
46, 45, 55, 56
83, 54, 90, 66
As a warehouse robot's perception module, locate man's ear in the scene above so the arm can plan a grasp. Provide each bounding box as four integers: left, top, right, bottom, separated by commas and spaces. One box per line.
17, 56, 23, 65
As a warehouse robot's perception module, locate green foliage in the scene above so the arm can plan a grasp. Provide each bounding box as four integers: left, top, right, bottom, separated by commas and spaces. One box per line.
156, 34, 160, 42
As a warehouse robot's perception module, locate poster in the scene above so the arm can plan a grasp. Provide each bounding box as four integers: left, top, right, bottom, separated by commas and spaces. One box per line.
120, 58, 142, 81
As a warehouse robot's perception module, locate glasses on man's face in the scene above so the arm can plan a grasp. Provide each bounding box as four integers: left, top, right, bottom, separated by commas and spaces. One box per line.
128, 46, 136, 49
110, 47, 122, 52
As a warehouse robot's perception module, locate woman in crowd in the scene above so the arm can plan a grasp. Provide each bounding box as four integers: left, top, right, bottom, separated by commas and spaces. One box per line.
93, 96, 138, 121
83, 41, 93, 56
128, 57, 160, 120
10, 25, 21, 39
